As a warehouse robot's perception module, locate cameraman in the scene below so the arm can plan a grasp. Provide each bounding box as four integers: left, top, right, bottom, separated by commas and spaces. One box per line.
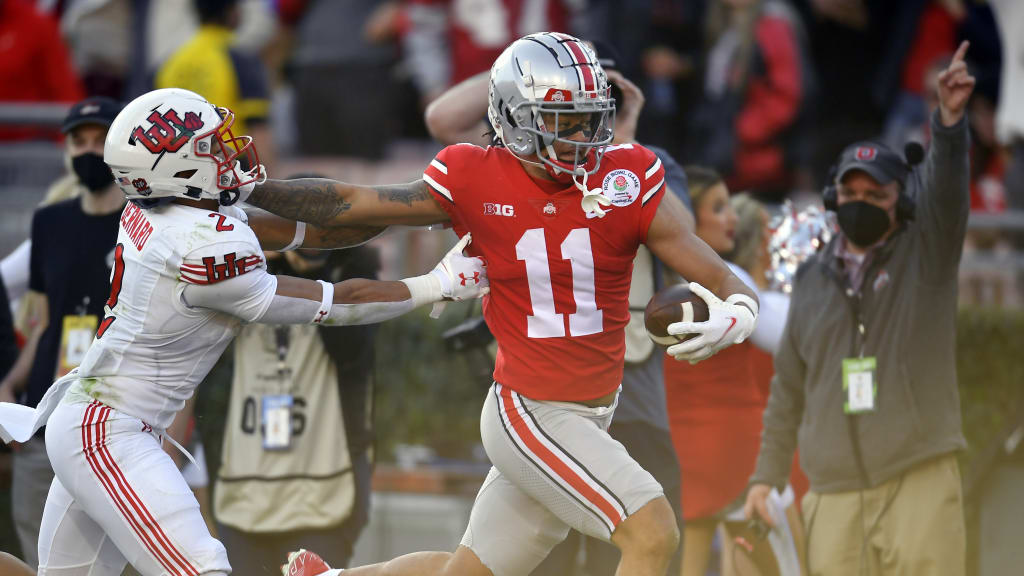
744, 42, 975, 576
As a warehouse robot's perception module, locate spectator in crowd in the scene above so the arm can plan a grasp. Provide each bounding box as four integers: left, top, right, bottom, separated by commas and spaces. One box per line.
881, 0, 963, 152
744, 43, 974, 576
280, 0, 402, 159
0, 0, 84, 140
686, 0, 812, 203
664, 168, 802, 576
156, 0, 273, 166
0, 96, 125, 569
58, 0, 134, 99
959, 74, 1018, 308
990, 0, 1024, 211
214, 242, 380, 574
790, 0, 929, 183
402, 0, 584, 106
423, 44, 689, 576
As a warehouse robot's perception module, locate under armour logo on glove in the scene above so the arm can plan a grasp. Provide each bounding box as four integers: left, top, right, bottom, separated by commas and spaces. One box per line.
459, 271, 482, 286
428, 233, 491, 318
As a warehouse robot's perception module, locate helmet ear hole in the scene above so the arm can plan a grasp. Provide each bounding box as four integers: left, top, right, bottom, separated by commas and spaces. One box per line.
174, 169, 197, 179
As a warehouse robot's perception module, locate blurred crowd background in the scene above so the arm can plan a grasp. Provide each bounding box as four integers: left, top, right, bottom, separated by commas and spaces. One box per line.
0, 0, 1023, 575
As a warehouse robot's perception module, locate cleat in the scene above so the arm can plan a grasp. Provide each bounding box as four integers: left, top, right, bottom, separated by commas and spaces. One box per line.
281, 549, 338, 576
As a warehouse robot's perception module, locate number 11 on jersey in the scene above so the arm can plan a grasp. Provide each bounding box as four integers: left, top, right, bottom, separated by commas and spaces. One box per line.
516, 228, 602, 339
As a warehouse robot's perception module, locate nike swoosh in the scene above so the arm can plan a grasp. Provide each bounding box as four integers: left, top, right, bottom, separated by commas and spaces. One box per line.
585, 208, 612, 219
723, 317, 737, 336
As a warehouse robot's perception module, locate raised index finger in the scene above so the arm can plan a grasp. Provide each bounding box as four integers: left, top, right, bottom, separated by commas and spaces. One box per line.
951, 40, 970, 65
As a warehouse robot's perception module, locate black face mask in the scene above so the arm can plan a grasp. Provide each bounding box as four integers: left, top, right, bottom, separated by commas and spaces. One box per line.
72, 152, 115, 193
836, 201, 892, 248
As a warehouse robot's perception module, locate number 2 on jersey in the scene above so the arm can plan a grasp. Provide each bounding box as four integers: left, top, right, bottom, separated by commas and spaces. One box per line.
516, 228, 602, 338
96, 243, 125, 339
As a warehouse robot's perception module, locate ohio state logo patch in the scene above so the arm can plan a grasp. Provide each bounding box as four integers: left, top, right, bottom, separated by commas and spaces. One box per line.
601, 169, 641, 207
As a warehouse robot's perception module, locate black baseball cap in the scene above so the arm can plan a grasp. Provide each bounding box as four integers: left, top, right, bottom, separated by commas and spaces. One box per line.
61, 96, 123, 134
835, 141, 909, 187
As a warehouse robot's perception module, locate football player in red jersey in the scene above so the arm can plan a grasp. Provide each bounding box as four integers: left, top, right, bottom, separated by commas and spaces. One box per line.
255, 33, 758, 576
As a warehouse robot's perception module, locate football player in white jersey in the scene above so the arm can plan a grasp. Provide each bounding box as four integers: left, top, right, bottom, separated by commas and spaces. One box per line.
0, 88, 488, 576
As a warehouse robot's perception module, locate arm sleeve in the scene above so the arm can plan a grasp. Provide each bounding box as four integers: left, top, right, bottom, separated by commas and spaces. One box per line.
645, 144, 691, 212
181, 266, 419, 326
750, 296, 805, 490
915, 110, 970, 282
423, 144, 466, 225
735, 16, 803, 146
639, 146, 667, 242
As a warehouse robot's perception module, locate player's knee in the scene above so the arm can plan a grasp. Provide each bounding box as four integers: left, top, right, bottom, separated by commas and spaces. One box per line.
614, 497, 679, 558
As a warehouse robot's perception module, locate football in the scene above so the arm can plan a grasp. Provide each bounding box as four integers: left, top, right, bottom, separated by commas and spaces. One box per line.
645, 284, 710, 346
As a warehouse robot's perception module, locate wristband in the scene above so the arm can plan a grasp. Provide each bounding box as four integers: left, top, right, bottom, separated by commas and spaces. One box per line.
313, 280, 333, 324
281, 221, 306, 252
400, 274, 443, 308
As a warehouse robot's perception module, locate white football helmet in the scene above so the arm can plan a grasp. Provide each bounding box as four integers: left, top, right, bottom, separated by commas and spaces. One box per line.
104, 88, 266, 206
488, 32, 615, 193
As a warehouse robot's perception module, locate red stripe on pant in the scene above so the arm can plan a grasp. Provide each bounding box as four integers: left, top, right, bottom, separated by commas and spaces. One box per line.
498, 386, 623, 529
82, 402, 198, 576
81, 402, 185, 576
94, 406, 198, 576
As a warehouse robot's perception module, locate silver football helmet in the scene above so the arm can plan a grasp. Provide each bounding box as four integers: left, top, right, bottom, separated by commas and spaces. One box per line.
487, 32, 615, 198
104, 88, 266, 207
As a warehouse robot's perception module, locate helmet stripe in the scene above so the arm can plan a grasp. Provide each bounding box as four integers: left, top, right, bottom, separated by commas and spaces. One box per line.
564, 41, 595, 92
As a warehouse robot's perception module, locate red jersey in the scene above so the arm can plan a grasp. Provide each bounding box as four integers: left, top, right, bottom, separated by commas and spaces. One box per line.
423, 144, 666, 401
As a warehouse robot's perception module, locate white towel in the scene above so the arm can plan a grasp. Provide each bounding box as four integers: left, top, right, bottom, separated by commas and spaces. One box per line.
0, 369, 79, 443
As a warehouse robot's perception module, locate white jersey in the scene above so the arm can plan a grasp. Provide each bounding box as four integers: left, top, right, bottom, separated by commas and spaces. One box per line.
74, 202, 266, 430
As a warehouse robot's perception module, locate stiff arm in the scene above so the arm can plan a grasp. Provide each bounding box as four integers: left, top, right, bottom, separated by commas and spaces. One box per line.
247, 178, 451, 231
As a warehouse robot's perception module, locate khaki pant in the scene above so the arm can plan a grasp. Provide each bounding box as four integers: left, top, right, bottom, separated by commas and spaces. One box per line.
801, 454, 965, 576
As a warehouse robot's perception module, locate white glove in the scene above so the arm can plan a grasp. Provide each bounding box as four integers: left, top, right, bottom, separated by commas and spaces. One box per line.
580, 187, 612, 218
666, 282, 757, 363
425, 233, 489, 318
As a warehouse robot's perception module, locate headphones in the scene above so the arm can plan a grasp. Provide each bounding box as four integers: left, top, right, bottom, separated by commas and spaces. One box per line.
822, 142, 923, 223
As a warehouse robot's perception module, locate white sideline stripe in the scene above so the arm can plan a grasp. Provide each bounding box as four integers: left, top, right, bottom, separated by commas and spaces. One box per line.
430, 159, 448, 175
422, 173, 453, 202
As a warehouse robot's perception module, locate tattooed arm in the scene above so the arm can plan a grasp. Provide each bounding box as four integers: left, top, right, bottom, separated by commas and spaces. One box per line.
245, 208, 388, 250
247, 178, 450, 228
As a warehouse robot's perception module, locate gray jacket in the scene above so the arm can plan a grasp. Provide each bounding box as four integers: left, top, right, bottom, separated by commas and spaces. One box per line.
751, 112, 970, 493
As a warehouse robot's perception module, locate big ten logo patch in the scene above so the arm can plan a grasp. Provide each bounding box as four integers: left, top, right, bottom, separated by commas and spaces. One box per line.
483, 203, 515, 217
601, 169, 641, 207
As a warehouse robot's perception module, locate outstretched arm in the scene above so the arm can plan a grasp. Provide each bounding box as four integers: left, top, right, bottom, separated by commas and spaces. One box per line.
245, 208, 388, 251
182, 235, 487, 326
247, 178, 450, 228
